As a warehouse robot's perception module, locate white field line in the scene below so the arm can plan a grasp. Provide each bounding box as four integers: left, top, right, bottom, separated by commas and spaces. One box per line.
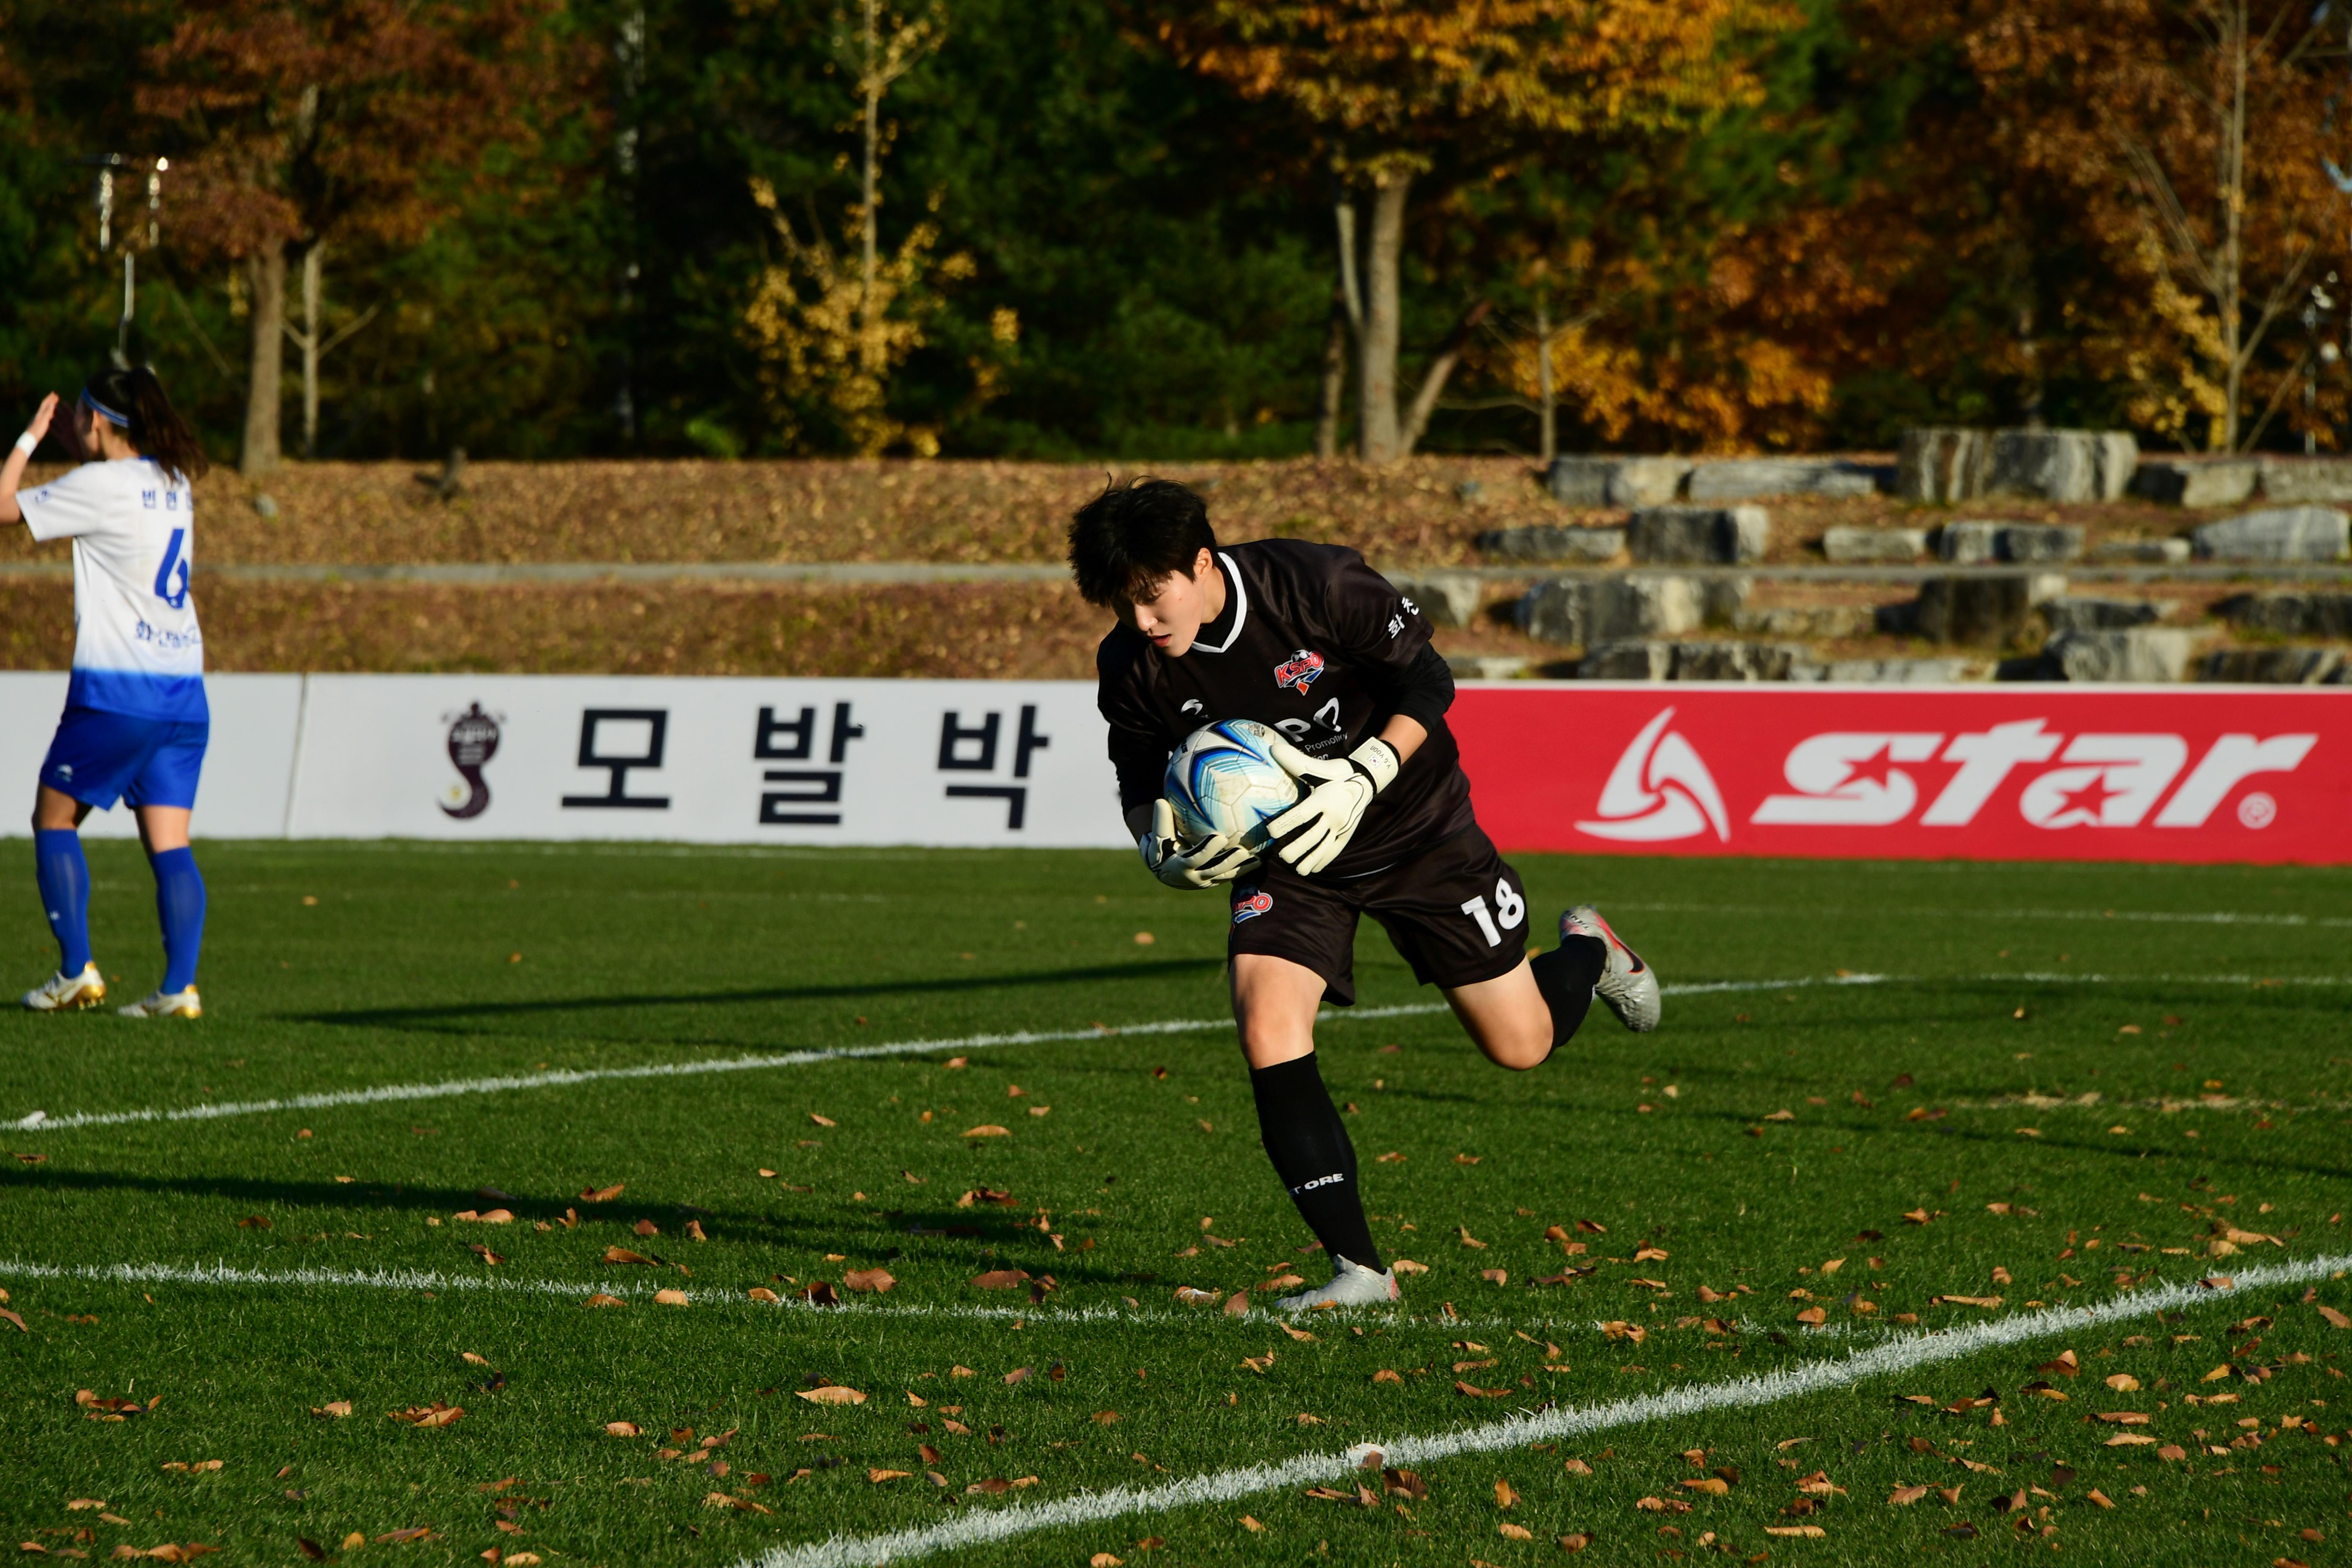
1615, 900, 2352, 931
15, 969, 2345, 1137
0, 1255, 1761, 1335
749, 1252, 2352, 1568
9, 975, 1894, 1136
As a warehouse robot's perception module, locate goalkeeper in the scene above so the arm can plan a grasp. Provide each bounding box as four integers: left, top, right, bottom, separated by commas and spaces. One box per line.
1075, 477, 1661, 1311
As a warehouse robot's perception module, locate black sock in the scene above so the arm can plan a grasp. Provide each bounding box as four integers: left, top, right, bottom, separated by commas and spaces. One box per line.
1531, 935, 1607, 1056
1249, 1054, 1383, 1273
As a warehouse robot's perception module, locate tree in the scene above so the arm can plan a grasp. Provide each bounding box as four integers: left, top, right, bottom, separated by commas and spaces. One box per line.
139, 0, 558, 474
1162, 0, 1793, 461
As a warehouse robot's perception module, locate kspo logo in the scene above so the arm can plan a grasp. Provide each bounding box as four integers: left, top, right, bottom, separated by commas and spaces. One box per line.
1579, 709, 2317, 841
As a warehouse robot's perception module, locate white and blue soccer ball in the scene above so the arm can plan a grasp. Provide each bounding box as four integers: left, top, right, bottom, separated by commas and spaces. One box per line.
1165, 718, 1301, 850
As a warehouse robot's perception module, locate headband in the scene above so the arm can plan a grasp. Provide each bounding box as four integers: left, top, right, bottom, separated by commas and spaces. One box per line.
79, 389, 131, 429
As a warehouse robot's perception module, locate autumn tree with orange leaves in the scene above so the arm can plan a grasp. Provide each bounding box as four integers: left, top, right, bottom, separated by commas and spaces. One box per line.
1160, 0, 1797, 462
140, 0, 561, 474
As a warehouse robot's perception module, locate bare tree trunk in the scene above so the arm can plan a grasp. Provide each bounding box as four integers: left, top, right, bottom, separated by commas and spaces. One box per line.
1313, 294, 1348, 459
1535, 291, 1556, 463
1357, 172, 1407, 463
860, 0, 881, 365
241, 244, 286, 477
1399, 299, 1493, 457
299, 241, 323, 458
2219, 0, 2247, 449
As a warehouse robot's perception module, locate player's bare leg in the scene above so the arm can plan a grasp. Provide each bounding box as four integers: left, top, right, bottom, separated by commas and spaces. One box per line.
1442, 959, 1553, 1070
1232, 953, 1400, 1312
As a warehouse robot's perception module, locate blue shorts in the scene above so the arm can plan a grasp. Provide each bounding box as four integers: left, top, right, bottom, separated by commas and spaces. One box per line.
39, 706, 209, 811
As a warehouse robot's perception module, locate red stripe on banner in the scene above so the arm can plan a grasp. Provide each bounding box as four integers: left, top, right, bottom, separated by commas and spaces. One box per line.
1452, 683, 2352, 864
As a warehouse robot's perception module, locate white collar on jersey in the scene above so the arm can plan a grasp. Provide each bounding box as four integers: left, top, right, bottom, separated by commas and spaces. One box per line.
1190, 550, 1250, 654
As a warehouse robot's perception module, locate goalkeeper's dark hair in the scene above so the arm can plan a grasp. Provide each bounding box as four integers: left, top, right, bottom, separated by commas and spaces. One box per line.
1067, 476, 1218, 606
83, 365, 209, 485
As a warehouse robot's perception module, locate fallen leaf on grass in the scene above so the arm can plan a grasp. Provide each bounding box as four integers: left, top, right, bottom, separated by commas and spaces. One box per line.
844, 1269, 896, 1293
746, 1288, 780, 1303
1794, 1472, 1845, 1496
604, 1421, 640, 1436
653, 1289, 689, 1307
388, 1405, 463, 1428
1455, 1381, 1509, 1398
1765, 1525, 1826, 1538
579, 1184, 623, 1203
1173, 1287, 1220, 1305
467, 1244, 504, 1266
2318, 1305, 2352, 1329
1635, 1497, 1692, 1514
1481, 1269, 1509, 1285
1889, 1485, 1932, 1505
1497, 1523, 1534, 1541
295, 1540, 326, 1562
1373, 1369, 1403, 1384
602, 1248, 656, 1266
2104, 1433, 2159, 1446
973, 1270, 1031, 1290
798, 1385, 865, 1405
962, 1125, 1011, 1138
0, 1308, 24, 1333
1679, 1478, 1729, 1495
1391, 1259, 1428, 1275
237, 1216, 272, 1230
2094, 1412, 2152, 1425
1559, 1533, 1592, 1553
2105, 1374, 2140, 1391
1089, 1557, 1123, 1568
582, 1293, 625, 1309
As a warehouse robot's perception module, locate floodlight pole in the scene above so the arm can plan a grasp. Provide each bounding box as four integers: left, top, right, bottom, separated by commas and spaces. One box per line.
83, 152, 167, 367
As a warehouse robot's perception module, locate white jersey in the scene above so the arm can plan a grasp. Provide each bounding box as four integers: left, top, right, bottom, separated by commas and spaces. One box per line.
20, 456, 207, 723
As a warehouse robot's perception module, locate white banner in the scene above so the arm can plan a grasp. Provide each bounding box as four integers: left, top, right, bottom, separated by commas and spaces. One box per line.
0, 674, 1130, 847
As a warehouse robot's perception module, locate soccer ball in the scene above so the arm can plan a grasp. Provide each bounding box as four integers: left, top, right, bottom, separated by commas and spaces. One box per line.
1165, 719, 1301, 850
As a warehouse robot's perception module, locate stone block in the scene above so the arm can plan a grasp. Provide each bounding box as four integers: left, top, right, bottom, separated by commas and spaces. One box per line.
1731, 604, 1875, 639
1381, 571, 1484, 629
2198, 647, 2345, 684
1578, 640, 1673, 680
1685, 458, 1878, 502
1911, 574, 2064, 645
2091, 537, 2192, 564
2042, 627, 2197, 683
1514, 580, 1587, 646
2191, 506, 2352, 562
1670, 640, 1805, 681
2211, 591, 2352, 637
1626, 505, 1770, 565
1898, 427, 1988, 503
1821, 525, 1928, 563
2257, 458, 2352, 504
1900, 427, 2136, 501
1446, 655, 1536, 681
1997, 523, 2086, 563
1544, 455, 1690, 508
2132, 458, 2259, 507
1474, 524, 1625, 564
1937, 520, 2008, 564
1702, 575, 1753, 624
1808, 656, 1981, 684
2042, 598, 2160, 633
1587, 575, 1702, 642
1985, 429, 2139, 501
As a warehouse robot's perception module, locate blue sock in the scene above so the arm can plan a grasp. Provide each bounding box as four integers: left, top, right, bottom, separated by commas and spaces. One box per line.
150, 846, 206, 994
34, 828, 92, 976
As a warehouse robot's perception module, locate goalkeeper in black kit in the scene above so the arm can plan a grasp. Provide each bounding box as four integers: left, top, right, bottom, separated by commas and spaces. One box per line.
1073, 477, 1663, 1311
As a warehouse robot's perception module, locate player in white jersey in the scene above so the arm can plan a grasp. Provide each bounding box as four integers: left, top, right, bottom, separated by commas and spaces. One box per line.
0, 367, 214, 1017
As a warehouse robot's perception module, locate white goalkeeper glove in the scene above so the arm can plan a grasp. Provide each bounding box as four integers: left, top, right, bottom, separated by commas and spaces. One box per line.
1266, 733, 1399, 876
1138, 797, 1259, 889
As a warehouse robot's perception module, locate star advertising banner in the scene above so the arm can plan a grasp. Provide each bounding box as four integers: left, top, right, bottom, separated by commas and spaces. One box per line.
1451, 683, 2349, 865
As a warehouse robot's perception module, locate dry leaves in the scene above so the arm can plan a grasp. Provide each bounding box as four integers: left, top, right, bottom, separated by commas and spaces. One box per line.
962, 1125, 1011, 1138
1635, 1497, 1693, 1514
797, 1386, 866, 1405
388, 1405, 464, 1428
452, 1209, 514, 1224
602, 1247, 655, 1266
310, 1401, 353, 1419
604, 1421, 641, 1436
972, 1270, 1031, 1290
653, 1289, 689, 1307
844, 1269, 896, 1293
1889, 1484, 1932, 1505
582, 1293, 626, 1309
579, 1184, 623, 1202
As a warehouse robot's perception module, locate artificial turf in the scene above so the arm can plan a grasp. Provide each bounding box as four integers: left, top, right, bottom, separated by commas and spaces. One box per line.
1, 842, 2349, 1568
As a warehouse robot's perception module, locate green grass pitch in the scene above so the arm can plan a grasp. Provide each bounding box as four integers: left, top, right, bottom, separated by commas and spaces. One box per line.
2, 842, 2349, 1567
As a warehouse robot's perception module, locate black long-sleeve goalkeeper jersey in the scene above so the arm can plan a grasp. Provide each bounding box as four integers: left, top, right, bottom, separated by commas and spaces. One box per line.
1095, 539, 1475, 879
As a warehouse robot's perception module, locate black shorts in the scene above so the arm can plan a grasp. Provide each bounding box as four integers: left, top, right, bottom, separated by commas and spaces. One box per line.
1227, 825, 1531, 1006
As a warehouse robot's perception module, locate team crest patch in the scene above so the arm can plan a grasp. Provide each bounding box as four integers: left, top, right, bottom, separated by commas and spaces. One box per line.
1273, 648, 1325, 694
1232, 890, 1273, 924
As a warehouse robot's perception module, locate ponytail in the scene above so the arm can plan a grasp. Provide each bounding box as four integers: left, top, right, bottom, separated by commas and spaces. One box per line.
82, 365, 209, 485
